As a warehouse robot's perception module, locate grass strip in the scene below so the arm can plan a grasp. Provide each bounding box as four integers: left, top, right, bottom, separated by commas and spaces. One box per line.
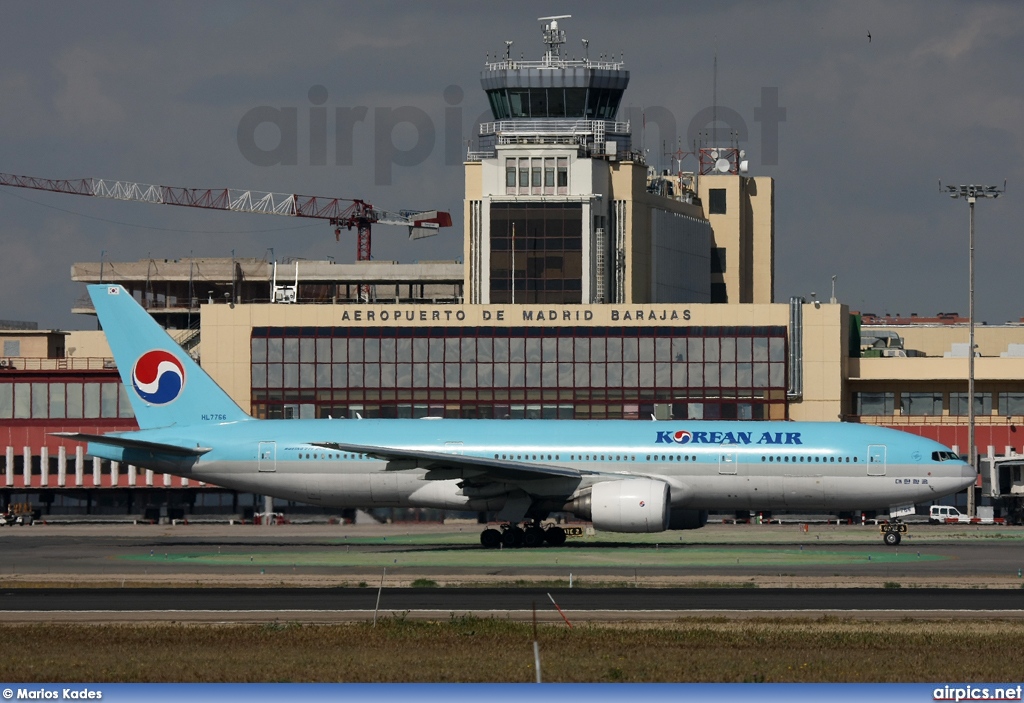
2, 618, 1024, 682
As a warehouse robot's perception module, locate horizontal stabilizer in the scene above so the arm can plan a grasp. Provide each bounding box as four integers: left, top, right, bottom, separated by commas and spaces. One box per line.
52, 432, 211, 457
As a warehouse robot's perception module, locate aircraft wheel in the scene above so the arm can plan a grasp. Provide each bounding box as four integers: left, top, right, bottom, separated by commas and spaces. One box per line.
883, 530, 901, 546
523, 527, 546, 548
502, 526, 525, 548
544, 526, 567, 546
480, 528, 501, 549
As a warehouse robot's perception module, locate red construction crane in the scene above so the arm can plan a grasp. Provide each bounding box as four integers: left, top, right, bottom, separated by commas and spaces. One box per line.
0, 171, 453, 262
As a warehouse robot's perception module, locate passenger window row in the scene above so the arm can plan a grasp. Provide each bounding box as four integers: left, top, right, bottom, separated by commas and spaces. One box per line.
762, 455, 858, 463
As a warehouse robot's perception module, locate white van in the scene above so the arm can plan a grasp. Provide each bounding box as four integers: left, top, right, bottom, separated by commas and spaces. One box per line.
929, 505, 970, 523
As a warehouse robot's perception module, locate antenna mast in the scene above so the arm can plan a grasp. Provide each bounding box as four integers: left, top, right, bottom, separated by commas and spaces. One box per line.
712, 48, 718, 145
538, 14, 571, 63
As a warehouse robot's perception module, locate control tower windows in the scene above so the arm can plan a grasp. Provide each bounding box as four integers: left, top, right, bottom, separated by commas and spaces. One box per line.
485, 88, 623, 119
565, 89, 586, 118
507, 90, 529, 118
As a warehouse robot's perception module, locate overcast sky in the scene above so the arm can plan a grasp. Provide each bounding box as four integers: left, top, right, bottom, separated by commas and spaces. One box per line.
0, 1, 1021, 329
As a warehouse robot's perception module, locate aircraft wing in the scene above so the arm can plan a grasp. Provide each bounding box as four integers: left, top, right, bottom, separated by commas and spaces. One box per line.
311, 442, 604, 483
52, 432, 212, 457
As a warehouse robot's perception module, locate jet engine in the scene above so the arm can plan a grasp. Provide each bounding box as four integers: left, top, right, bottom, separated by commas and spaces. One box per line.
564, 479, 670, 533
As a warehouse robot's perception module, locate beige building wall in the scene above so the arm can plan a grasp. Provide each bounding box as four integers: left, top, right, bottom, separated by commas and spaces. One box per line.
65, 330, 111, 359
792, 303, 848, 423
65, 328, 203, 361
695, 174, 775, 304
852, 357, 1024, 383
462, 160, 482, 296
865, 324, 1024, 358
0, 331, 67, 359
608, 160, 706, 304
749, 177, 775, 304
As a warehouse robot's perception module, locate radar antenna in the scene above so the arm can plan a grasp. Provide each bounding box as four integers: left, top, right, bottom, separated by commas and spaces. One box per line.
538, 14, 571, 62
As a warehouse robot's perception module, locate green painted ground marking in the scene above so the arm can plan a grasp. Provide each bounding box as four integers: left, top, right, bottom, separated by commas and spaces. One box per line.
121, 547, 945, 569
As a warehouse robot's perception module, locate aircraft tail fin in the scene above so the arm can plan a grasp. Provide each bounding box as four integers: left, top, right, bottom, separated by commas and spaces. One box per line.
88, 284, 251, 429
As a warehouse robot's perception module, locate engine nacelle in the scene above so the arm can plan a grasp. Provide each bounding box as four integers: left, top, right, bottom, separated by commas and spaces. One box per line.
565, 479, 670, 533
667, 508, 708, 530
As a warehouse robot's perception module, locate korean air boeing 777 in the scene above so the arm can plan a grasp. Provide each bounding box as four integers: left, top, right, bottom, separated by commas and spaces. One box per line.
58, 284, 975, 547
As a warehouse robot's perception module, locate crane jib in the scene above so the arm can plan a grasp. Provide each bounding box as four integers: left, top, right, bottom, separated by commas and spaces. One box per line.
0, 170, 451, 259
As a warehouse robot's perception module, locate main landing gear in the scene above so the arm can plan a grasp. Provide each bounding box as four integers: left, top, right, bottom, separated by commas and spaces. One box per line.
879, 519, 908, 546
480, 521, 567, 549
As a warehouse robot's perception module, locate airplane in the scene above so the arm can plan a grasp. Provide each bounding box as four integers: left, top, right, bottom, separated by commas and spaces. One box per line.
57, 284, 976, 548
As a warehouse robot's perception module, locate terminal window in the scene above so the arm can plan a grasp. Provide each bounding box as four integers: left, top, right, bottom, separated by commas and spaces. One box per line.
250, 325, 789, 421
853, 391, 895, 416
999, 392, 1024, 416
950, 392, 993, 416
0, 379, 134, 420
709, 189, 727, 214
489, 202, 583, 304
901, 392, 943, 416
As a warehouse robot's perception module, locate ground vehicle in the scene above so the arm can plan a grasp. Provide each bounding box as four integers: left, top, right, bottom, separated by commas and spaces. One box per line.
0, 504, 34, 526
929, 505, 971, 523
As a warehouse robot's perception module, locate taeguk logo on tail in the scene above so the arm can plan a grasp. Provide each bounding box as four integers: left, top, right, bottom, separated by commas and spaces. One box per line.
132, 350, 185, 404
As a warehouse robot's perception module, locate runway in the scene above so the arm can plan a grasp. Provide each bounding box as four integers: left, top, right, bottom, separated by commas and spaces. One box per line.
2, 586, 1024, 623
1, 522, 1023, 621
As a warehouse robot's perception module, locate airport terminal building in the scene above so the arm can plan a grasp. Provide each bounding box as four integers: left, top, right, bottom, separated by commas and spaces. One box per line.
3, 20, 1024, 519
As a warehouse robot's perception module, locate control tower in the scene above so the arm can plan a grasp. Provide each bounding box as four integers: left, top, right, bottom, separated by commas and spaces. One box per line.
464, 17, 714, 306
478, 16, 633, 158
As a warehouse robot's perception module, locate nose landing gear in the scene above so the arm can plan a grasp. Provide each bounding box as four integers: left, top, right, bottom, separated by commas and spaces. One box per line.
879, 519, 907, 546
479, 521, 567, 548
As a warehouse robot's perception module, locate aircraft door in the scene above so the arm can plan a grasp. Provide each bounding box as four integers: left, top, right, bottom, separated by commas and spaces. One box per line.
867, 444, 886, 476
718, 445, 738, 475
258, 442, 276, 472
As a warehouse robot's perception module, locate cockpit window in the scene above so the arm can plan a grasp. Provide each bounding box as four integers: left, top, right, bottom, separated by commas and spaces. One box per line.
931, 451, 960, 461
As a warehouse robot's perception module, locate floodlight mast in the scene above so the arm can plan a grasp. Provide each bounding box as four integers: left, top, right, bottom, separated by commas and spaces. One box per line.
940, 180, 1007, 516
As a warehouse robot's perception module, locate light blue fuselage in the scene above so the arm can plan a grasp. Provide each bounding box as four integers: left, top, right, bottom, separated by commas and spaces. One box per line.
88, 418, 975, 514
77, 283, 975, 529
